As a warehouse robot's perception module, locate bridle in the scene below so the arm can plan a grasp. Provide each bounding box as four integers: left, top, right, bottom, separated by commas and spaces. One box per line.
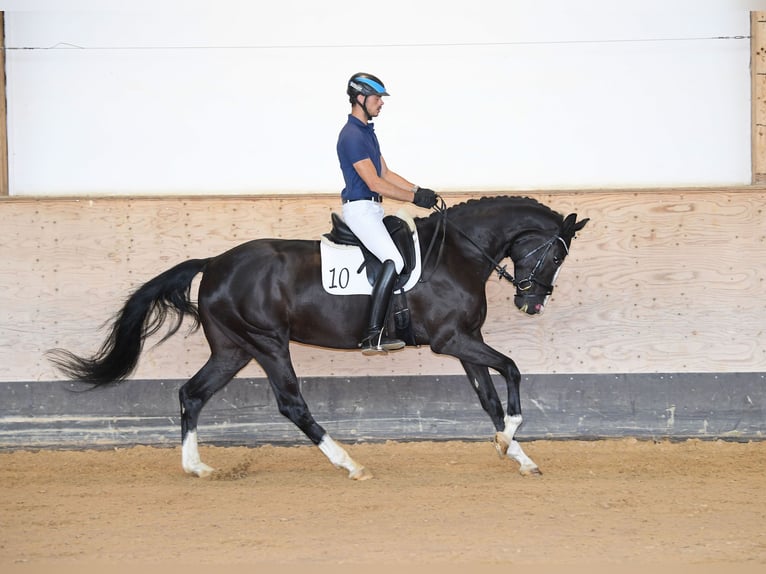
420, 197, 568, 296
510, 234, 569, 296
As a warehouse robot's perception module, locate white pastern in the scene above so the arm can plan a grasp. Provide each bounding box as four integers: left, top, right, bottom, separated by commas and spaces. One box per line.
182, 430, 214, 478
318, 435, 372, 480
496, 414, 541, 476
502, 414, 523, 438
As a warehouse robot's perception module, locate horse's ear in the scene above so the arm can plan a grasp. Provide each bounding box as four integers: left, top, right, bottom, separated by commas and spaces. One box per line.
561, 213, 577, 235
561, 214, 589, 238
574, 217, 589, 232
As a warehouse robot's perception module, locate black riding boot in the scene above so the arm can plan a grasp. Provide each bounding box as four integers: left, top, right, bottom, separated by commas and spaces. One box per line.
361, 259, 406, 355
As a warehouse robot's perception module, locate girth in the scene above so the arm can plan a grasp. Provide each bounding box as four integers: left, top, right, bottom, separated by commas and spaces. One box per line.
324, 213, 417, 290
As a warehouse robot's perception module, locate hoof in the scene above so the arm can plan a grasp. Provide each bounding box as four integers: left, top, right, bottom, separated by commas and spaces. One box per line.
184, 463, 215, 478
493, 432, 510, 457
349, 466, 374, 481
520, 465, 543, 477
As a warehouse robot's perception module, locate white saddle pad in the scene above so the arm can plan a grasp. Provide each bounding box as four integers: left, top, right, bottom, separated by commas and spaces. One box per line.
320, 210, 422, 296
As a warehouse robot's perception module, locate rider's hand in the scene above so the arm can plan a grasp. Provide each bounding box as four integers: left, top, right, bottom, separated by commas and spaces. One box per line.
412, 187, 438, 209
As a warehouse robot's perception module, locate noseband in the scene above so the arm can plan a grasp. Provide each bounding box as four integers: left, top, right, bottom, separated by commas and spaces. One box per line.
511, 235, 569, 296
420, 197, 567, 296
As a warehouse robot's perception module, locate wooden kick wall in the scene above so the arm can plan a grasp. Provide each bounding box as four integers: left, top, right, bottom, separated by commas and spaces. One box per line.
1, 188, 764, 387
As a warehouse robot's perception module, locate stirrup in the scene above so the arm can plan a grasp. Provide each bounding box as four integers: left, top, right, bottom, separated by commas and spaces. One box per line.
360, 330, 405, 356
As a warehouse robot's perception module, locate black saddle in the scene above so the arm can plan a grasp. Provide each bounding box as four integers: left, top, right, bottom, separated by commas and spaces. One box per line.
324, 213, 417, 289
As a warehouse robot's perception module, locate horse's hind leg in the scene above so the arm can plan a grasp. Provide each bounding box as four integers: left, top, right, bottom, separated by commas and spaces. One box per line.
179, 348, 251, 477
248, 336, 372, 480
278, 381, 372, 481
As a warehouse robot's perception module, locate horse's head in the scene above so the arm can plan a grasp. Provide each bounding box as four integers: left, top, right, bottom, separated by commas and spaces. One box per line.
509, 213, 589, 315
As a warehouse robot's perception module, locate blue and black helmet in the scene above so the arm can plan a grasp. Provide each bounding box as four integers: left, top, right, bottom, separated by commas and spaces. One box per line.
347, 73, 389, 101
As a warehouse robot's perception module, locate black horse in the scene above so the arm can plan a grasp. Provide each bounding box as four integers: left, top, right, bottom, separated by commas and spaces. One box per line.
49, 196, 588, 479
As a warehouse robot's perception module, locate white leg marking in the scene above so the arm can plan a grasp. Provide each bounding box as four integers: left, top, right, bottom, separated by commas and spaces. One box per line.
495, 414, 541, 476
502, 414, 523, 438
182, 430, 214, 478
318, 435, 372, 480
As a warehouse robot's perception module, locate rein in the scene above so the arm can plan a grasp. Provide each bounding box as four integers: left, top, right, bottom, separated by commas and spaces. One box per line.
418, 196, 449, 283
419, 196, 565, 294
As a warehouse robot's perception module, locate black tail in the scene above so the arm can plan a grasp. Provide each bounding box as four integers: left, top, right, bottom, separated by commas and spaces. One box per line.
47, 258, 211, 386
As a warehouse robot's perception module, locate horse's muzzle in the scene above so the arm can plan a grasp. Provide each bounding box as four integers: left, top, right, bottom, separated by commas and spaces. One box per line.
515, 294, 545, 315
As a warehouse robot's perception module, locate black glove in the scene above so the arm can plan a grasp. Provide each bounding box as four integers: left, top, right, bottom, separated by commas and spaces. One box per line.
412, 187, 438, 209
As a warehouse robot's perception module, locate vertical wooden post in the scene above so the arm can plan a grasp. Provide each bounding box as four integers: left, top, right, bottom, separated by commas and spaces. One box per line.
0, 12, 8, 196
752, 12, 766, 185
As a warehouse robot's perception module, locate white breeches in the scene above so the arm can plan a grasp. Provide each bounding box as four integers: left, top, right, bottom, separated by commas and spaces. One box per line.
342, 200, 405, 274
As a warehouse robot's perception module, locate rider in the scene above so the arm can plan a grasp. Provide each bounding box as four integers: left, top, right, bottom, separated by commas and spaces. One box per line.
337, 72, 438, 355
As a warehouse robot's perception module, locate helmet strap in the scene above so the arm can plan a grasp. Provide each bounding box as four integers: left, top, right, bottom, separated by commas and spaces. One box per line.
357, 94, 373, 121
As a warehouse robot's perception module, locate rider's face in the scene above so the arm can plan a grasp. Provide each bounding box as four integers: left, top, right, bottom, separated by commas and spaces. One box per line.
360, 94, 384, 117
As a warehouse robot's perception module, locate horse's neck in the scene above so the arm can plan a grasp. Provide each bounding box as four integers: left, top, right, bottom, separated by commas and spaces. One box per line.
449, 211, 514, 251
418, 210, 510, 277
422, 203, 558, 264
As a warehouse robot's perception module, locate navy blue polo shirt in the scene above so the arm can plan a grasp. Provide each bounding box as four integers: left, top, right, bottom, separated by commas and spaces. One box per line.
337, 114, 383, 202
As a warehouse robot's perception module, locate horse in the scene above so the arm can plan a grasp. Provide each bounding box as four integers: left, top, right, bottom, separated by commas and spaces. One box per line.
48, 195, 588, 480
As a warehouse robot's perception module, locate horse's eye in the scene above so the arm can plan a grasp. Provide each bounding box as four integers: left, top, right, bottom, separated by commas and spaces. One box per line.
553, 257, 563, 266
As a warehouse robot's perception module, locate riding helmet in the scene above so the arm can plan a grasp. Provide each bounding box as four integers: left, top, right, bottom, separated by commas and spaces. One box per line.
347, 73, 390, 100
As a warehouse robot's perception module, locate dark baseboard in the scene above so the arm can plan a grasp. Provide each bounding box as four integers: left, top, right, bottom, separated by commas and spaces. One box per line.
1, 373, 764, 448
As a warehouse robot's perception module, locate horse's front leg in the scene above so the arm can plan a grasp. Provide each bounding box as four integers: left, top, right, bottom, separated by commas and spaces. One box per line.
461, 361, 541, 476
493, 414, 542, 476
490, 359, 542, 477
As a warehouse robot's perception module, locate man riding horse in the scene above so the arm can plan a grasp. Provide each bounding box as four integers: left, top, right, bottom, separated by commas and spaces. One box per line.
48, 73, 589, 480
336, 72, 438, 355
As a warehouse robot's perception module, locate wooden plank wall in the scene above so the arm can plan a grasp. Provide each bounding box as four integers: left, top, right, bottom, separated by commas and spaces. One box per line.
1, 189, 764, 385
753, 12, 766, 184
0, 13, 8, 197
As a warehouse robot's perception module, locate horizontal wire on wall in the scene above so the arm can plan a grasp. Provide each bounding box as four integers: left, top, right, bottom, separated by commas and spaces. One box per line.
7, 35, 752, 51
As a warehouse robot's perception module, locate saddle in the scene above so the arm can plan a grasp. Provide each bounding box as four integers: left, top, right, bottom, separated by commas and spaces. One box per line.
324, 212, 417, 290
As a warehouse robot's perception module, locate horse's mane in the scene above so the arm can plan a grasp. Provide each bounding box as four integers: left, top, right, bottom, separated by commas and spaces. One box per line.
419, 195, 563, 223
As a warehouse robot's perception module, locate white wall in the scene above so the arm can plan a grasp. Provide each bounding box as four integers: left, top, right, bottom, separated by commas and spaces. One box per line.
4, 1, 753, 195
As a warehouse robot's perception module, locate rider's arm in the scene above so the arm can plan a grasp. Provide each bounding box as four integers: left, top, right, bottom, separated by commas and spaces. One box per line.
352, 156, 417, 202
